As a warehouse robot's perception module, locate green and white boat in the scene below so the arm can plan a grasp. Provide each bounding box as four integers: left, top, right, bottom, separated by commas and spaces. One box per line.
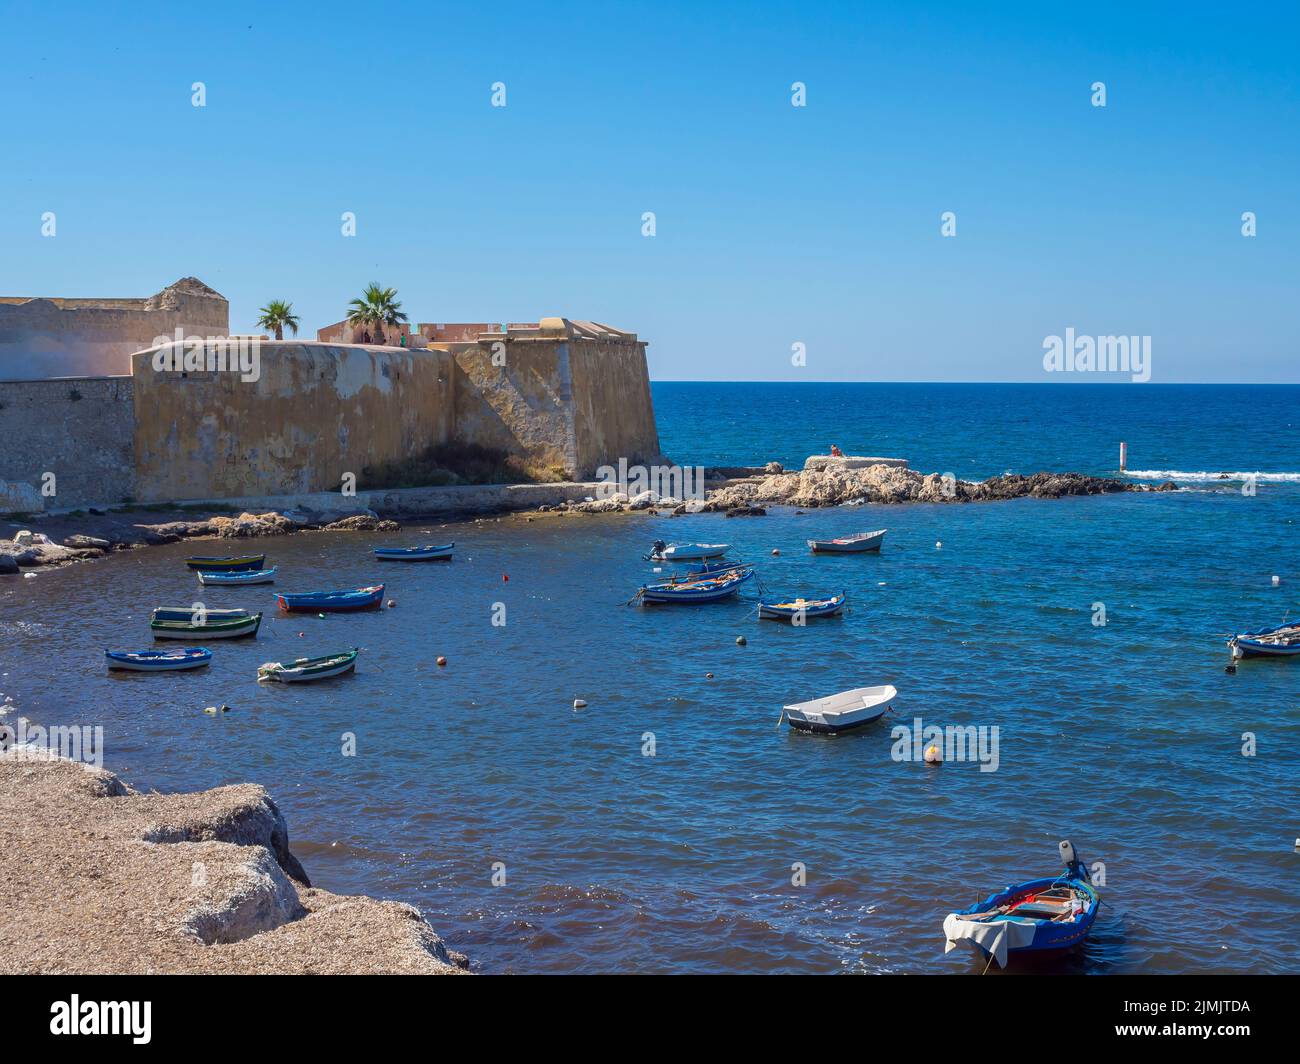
151, 611, 263, 640
257, 647, 359, 683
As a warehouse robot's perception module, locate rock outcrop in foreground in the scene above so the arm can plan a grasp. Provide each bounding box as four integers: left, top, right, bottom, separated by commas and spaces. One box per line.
0, 754, 467, 974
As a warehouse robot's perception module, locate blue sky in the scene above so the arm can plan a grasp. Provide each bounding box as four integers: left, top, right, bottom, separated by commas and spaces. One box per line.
2, 0, 1297, 381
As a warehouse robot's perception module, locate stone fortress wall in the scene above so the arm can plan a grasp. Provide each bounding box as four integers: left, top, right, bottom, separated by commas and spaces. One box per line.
0, 280, 662, 509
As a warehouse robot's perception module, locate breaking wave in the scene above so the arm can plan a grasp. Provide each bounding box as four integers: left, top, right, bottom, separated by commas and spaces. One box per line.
1122, 469, 1300, 483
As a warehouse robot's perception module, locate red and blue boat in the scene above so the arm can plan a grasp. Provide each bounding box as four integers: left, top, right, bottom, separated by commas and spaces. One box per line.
275, 585, 385, 613
943, 841, 1100, 968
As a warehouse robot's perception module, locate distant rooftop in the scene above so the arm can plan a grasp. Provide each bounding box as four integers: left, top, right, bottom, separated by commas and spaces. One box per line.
316, 316, 640, 347
0, 277, 227, 310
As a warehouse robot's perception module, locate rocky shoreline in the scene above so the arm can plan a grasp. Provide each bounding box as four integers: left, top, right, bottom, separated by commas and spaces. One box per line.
0, 505, 400, 574
0, 753, 468, 974
553, 464, 1176, 516
0, 466, 1176, 574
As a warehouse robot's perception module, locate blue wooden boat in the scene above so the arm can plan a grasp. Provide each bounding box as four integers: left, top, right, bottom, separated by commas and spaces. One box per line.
198, 567, 277, 586
373, 543, 453, 561
640, 567, 753, 604
106, 647, 213, 671
1228, 619, 1300, 658
758, 591, 846, 621
184, 554, 266, 572
275, 585, 385, 613
685, 559, 749, 576
943, 841, 1100, 969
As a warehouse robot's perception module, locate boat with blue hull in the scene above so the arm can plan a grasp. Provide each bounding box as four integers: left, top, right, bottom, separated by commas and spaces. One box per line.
106, 647, 213, 671
758, 591, 846, 621
373, 543, 454, 561
639, 567, 753, 604
943, 841, 1100, 969
275, 585, 385, 613
1228, 619, 1300, 658
198, 567, 277, 586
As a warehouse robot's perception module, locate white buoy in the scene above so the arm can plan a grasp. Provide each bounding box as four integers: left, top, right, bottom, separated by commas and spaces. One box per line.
935, 541, 942, 549
1272, 575, 1281, 586
573, 698, 587, 710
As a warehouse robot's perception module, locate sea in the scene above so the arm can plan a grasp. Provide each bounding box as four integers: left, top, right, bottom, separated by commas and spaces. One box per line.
2, 382, 1297, 974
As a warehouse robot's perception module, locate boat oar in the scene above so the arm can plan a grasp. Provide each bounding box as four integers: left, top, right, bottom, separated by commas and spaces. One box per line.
775, 706, 785, 729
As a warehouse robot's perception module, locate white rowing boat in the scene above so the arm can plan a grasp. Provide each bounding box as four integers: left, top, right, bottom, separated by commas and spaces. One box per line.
648, 541, 731, 561
781, 684, 896, 734
807, 529, 886, 553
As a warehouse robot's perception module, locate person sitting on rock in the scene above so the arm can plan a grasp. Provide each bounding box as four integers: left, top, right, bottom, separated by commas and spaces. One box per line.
830, 444, 844, 457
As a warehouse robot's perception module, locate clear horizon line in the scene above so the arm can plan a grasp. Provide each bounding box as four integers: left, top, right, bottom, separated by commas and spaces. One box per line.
648, 379, 1300, 386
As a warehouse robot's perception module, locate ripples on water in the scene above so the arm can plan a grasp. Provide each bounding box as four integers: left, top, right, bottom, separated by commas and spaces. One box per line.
2, 479, 1297, 974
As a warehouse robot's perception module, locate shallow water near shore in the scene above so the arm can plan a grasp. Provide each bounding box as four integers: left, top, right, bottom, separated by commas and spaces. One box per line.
3, 383, 1299, 973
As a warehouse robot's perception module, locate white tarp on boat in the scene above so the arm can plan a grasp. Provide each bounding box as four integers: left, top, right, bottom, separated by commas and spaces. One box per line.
943, 913, 1038, 968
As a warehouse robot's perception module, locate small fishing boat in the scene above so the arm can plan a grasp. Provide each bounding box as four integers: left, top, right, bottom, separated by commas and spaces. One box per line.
184, 554, 266, 572
258, 647, 359, 683
685, 559, 747, 576
275, 585, 385, 613
943, 841, 1101, 969
807, 529, 886, 553
151, 612, 263, 640
646, 540, 731, 562
1228, 619, 1300, 658
197, 567, 277, 586
780, 683, 895, 733
758, 591, 846, 621
151, 606, 251, 623
373, 543, 454, 561
106, 647, 213, 671
640, 567, 753, 604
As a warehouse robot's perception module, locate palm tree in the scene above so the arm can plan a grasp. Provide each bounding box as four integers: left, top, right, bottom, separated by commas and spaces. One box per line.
346, 283, 409, 346
256, 299, 300, 341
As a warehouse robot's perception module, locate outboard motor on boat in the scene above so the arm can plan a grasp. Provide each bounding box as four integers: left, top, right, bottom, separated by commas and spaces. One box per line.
1058, 839, 1089, 882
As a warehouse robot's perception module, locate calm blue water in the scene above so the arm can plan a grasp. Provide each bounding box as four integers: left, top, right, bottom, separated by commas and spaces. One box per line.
2, 384, 1298, 974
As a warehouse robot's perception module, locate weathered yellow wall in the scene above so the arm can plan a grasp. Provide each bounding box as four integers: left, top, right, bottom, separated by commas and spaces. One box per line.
567, 339, 661, 477
131, 342, 454, 501
448, 336, 660, 479
449, 339, 575, 478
